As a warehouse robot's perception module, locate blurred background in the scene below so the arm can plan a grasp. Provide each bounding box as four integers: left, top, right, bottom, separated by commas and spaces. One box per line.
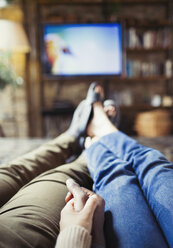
0, 0, 173, 140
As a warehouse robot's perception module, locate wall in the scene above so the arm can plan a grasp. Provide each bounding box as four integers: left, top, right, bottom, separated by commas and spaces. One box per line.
0, 4, 29, 137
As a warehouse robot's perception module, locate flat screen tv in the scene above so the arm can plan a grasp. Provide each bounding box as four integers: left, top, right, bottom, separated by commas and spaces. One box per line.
42, 23, 122, 77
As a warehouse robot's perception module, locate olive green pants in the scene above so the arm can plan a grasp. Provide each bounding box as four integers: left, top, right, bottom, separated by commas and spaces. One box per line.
0, 133, 92, 248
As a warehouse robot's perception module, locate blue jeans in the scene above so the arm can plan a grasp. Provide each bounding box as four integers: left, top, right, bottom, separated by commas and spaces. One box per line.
84, 131, 173, 248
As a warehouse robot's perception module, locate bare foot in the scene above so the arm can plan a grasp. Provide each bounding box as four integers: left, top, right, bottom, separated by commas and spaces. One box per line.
85, 136, 99, 149
104, 104, 116, 119
87, 102, 118, 138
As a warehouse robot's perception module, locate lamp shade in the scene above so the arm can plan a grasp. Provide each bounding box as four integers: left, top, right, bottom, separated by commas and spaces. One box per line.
0, 20, 30, 53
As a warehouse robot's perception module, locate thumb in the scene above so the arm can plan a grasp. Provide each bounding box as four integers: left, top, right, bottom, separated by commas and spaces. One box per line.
82, 195, 98, 218
66, 178, 87, 211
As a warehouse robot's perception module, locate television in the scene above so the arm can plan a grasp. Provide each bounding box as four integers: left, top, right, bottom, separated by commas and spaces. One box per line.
42, 23, 122, 77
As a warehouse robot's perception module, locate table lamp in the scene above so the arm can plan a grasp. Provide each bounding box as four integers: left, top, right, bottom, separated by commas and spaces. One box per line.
0, 19, 30, 53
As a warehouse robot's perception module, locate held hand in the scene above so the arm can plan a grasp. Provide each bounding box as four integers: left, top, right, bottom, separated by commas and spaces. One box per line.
65, 178, 88, 211
65, 179, 105, 231
80, 187, 105, 246
59, 178, 105, 247
60, 191, 98, 234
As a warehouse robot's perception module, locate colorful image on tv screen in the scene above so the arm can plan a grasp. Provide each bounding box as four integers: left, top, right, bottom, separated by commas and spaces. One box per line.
43, 23, 122, 76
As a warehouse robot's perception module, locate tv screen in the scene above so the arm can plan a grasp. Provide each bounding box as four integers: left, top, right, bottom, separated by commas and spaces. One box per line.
42, 23, 122, 76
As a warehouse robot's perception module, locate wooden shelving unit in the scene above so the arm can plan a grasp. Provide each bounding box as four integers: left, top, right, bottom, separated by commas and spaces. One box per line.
126, 47, 172, 53
115, 76, 172, 82
38, 0, 170, 4
124, 15, 173, 87
120, 104, 173, 110
35, 0, 173, 137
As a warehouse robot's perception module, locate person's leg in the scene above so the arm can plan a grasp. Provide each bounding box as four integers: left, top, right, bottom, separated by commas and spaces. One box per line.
0, 133, 80, 208
0, 154, 92, 248
0, 91, 95, 208
84, 102, 168, 248
0, 83, 105, 248
102, 130, 173, 247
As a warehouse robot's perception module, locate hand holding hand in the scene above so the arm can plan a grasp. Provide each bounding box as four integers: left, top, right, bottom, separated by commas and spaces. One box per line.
59, 178, 105, 247
60, 190, 98, 234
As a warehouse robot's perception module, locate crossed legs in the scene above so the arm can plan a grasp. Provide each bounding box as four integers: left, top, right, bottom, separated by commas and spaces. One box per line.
0, 86, 173, 248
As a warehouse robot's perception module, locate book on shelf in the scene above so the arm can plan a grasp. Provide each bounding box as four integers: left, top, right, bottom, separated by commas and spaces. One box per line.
126, 59, 172, 78
125, 27, 172, 49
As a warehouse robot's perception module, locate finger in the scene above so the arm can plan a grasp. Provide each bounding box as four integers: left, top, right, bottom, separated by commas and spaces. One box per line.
81, 187, 95, 197
62, 198, 75, 212
65, 191, 73, 203
66, 178, 88, 211
66, 178, 80, 190
82, 188, 105, 208
82, 195, 98, 218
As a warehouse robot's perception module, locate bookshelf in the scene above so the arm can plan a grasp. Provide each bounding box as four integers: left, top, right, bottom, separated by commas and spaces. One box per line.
125, 19, 173, 79
114, 16, 173, 135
